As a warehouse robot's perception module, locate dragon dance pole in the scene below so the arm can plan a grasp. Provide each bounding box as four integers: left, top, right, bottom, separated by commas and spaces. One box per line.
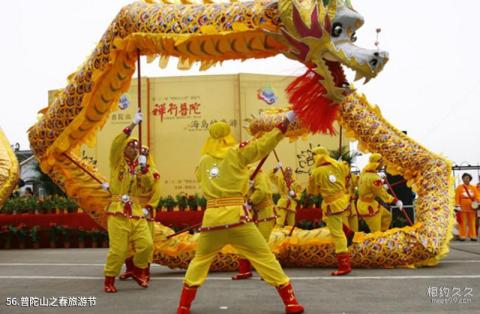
166, 223, 202, 239
137, 49, 142, 152
62, 153, 111, 195
384, 176, 414, 226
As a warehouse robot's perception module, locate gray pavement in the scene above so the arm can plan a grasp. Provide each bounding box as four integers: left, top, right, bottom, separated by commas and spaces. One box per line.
0, 241, 479, 313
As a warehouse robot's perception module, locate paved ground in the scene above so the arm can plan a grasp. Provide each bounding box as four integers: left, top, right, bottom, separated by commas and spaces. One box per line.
0, 241, 479, 314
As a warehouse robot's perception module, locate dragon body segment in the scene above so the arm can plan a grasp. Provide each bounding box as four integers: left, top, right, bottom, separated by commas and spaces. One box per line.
0, 128, 19, 207
28, 1, 453, 270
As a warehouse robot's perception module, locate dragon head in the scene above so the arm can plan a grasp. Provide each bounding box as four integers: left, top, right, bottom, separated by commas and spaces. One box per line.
279, 0, 388, 103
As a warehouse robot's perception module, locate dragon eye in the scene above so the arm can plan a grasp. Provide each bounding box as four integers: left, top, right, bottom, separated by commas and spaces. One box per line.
351, 32, 357, 43
332, 23, 343, 37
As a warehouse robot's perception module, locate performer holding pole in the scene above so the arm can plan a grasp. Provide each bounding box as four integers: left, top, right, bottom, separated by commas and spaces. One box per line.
118, 146, 161, 283
307, 147, 354, 276
176, 114, 304, 314
270, 158, 301, 228
102, 112, 155, 293
357, 154, 403, 233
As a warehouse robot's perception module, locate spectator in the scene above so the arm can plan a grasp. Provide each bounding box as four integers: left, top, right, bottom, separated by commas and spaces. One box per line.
454, 173, 479, 241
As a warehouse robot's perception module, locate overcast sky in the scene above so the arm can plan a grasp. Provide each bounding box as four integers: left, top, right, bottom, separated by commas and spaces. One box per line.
1, 0, 480, 182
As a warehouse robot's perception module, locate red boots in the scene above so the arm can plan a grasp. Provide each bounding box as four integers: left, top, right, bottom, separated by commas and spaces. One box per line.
331, 252, 352, 276
177, 284, 198, 314
131, 264, 150, 288
104, 276, 117, 293
119, 256, 134, 280
232, 259, 253, 280
277, 282, 304, 314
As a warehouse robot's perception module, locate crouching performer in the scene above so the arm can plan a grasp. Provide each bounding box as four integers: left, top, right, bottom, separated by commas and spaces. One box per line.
176, 116, 304, 314
103, 112, 154, 293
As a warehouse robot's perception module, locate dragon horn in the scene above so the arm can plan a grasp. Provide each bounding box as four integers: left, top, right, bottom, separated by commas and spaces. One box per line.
327, 0, 336, 19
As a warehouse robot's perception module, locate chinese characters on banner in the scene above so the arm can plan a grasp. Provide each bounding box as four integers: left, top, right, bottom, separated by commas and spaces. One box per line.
152, 96, 202, 122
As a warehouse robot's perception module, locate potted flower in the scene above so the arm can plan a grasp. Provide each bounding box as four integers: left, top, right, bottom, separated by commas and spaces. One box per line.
0, 225, 13, 249
196, 194, 207, 211
176, 193, 188, 211
53, 195, 66, 214
40, 196, 54, 214
16, 224, 29, 249
99, 231, 109, 248
0, 198, 13, 214
5, 225, 17, 249
65, 197, 79, 214
187, 195, 198, 211
90, 230, 102, 248
24, 196, 38, 214
30, 226, 40, 249
164, 195, 177, 212
61, 226, 71, 248
48, 223, 60, 248
156, 197, 164, 212
77, 228, 89, 248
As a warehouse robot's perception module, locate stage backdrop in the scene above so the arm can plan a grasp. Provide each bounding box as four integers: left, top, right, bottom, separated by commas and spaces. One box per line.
51, 74, 345, 197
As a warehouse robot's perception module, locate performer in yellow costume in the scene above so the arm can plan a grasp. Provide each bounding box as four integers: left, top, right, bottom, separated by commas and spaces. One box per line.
270, 166, 302, 227
346, 173, 359, 232
232, 169, 277, 280
357, 154, 402, 233
307, 147, 353, 276
177, 116, 304, 314
102, 112, 156, 293
119, 146, 161, 283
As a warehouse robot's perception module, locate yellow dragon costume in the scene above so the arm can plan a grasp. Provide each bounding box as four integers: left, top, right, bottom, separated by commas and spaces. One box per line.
27, 0, 453, 273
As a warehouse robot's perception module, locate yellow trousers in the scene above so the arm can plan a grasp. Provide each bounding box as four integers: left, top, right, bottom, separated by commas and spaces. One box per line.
348, 214, 359, 232
257, 220, 275, 242
184, 223, 290, 287
362, 207, 392, 233
255, 206, 275, 241
459, 211, 477, 239
104, 215, 153, 277
275, 197, 296, 227
324, 211, 349, 254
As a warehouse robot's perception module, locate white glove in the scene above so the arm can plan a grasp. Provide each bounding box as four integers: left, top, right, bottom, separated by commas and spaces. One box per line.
138, 155, 147, 167
285, 110, 296, 123
378, 172, 386, 179
383, 184, 389, 190
142, 208, 150, 216
395, 199, 403, 210
118, 95, 129, 110
133, 112, 143, 125
288, 190, 296, 198
101, 182, 110, 191
274, 161, 283, 170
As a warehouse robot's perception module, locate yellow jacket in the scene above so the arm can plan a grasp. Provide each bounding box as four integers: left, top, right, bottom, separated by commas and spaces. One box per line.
357, 170, 394, 216
249, 170, 274, 220
308, 160, 350, 215
196, 128, 284, 229
107, 129, 160, 216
